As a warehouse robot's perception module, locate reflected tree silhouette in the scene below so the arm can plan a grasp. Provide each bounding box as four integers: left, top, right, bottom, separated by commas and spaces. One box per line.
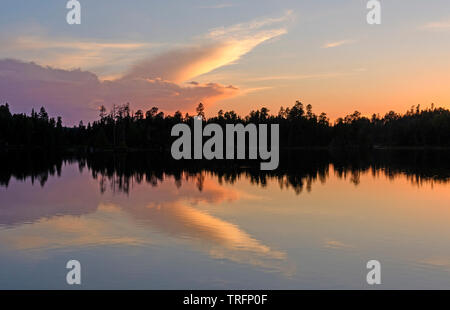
1, 149, 449, 195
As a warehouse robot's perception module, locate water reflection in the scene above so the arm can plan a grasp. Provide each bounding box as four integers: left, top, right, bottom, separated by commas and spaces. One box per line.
0, 156, 292, 274
1, 150, 449, 226
4, 149, 449, 194
0, 150, 449, 288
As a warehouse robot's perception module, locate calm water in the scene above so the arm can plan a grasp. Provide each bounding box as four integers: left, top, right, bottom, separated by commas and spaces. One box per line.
0, 150, 449, 289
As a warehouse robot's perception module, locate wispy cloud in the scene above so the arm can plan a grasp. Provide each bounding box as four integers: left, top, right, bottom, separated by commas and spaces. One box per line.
246, 72, 355, 82
322, 39, 355, 49
206, 10, 293, 40
237, 86, 273, 96
418, 257, 450, 271
323, 239, 354, 250
0, 35, 159, 78
421, 20, 450, 30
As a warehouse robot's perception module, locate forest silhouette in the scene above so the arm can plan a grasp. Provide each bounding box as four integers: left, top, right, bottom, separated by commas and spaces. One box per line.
0, 101, 449, 150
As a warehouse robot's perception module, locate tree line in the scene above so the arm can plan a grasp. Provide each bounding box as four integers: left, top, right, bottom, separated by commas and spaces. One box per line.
0, 101, 449, 150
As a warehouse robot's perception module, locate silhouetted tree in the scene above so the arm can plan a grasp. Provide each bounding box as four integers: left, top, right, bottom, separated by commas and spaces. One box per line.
196, 102, 205, 118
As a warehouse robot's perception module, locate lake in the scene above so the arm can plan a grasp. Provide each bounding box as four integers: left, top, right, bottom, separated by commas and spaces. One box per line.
0, 150, 449, 289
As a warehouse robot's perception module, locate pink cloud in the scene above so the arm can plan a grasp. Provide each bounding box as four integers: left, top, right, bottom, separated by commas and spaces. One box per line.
0, 59, 238, 125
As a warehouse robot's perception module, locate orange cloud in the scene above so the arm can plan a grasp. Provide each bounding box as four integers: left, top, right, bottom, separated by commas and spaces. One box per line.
125, 12, 290, 83
322, 39, 355, 49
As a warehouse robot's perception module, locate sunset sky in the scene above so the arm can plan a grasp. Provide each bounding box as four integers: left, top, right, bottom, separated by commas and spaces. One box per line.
1, 0, 450, 124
